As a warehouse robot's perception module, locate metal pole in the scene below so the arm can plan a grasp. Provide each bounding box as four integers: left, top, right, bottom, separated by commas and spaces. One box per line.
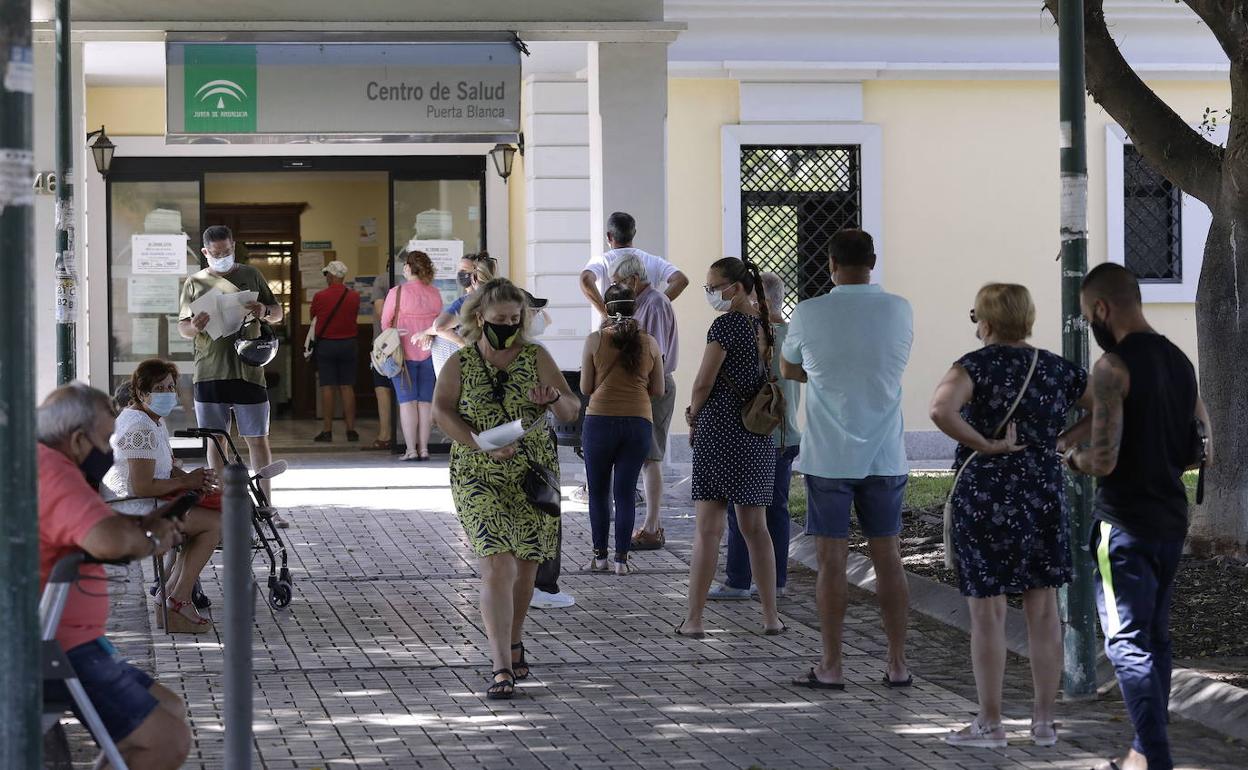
222, 462, 254, 769
0, 0, 42, 765
1057, 0, 1099, 698
54, 0, 75, 383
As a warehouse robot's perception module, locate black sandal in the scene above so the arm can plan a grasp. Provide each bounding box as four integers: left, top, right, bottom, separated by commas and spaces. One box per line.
486, 669, 516, 700
511, 642, 530, 681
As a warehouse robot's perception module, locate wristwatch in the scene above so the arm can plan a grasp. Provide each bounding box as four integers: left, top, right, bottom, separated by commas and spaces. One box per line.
143, 530, 161, 556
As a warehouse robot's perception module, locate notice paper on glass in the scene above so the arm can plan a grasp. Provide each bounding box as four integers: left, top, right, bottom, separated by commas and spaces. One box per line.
131, 234, 189, 275
301, 269, 327, 290
166, 316, 192, 354
297, 251, 325, 271
127, 276, 181, 314
408, 239, 463, 278
187, 288, 259, 340
131, 317, 159, 355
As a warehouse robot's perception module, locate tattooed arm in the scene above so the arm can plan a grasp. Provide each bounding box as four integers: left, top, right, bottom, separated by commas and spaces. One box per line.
1065, 353, 1129, 476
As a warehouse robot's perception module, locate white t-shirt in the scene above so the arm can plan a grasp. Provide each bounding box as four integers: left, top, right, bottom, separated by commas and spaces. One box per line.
583, 247, 679, 295
101, 407, 175, 516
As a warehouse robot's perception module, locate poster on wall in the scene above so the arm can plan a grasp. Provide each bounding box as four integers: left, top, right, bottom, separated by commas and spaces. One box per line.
408, 239, 464, 278
358, 218, 378, 244
132, 234, 190, 275
127, 276, 181, 314
298, 251, 326, 271
166, 316, 192, 355
131, 317, 160, 355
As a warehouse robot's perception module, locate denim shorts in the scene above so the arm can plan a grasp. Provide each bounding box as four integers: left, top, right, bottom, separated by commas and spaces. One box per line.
393, 358, 436, 404
805, 474, 907, 539
45, 637, 158, 743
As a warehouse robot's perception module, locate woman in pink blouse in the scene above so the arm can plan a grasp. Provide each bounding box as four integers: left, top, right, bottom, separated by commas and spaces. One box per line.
380, 250, 444, 460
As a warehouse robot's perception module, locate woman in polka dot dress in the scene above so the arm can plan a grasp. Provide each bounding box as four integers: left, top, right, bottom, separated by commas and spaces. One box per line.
677, 257, 784, 638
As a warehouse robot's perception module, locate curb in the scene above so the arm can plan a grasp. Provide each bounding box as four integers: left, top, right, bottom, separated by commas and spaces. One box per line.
787, 532, 1248, 743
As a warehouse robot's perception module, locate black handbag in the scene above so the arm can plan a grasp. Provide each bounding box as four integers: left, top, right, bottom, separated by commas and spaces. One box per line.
522, 457, 562, 517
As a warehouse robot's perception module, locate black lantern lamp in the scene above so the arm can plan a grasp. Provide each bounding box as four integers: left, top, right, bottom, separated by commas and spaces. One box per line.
86, 126, 115, 176
489, 134, 524, 181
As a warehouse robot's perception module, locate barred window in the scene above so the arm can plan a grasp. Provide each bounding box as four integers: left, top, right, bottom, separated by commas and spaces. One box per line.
1123, 145, 1182, 283
740, 145, 861, 316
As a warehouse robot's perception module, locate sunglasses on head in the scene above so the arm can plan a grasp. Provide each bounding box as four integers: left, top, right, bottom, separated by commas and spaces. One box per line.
488, 369, 510, 403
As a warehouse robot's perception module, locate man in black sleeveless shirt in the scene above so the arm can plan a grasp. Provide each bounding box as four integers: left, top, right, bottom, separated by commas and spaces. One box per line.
1059, 264, 1211, 770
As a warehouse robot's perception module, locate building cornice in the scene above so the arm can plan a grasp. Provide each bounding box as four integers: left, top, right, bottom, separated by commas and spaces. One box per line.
669, 60, 1231, 82
667, 0, 1202, 22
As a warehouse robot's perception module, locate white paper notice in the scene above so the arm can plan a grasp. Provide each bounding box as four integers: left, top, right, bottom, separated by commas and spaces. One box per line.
305, 289, 318, 302
408, 239, 464, 278
301, 269, 328, 290
297, 251, 325, 271
166, 316, 192, 354
127, 276, 180, 314
188, 288, 259, 340
131, 234, 189, 275
131, 317, 159, 355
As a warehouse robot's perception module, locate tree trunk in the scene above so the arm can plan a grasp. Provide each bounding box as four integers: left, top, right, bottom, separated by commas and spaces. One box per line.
1189, 201, 1248, 557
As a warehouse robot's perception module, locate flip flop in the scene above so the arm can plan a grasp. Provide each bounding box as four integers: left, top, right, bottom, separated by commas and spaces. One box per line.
883, 674, 913, 688
1091, 761, 1122, 770
791, 668, 845, 690
764, 624, 787, 636
673, 622, 706, 639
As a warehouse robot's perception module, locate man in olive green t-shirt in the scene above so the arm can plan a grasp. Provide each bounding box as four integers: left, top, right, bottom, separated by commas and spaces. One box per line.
178, 225, 285, 520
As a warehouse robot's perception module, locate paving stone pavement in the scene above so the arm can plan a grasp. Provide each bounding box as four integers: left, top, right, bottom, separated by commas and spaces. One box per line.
76, 453, 1243, 769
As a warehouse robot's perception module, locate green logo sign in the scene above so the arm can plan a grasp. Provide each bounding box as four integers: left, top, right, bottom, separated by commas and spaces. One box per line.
184, 45, 257, 133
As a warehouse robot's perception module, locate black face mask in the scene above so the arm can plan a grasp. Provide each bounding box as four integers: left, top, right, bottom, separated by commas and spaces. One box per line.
456, 271, 474, 289
483, 320, 523, 350
79, 445, 115, 488
1090, 317, 1117, 352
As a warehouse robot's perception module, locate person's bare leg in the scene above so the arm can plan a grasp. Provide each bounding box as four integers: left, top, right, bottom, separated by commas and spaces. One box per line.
319, 386, 335, 433
639, 460, 663, 532
340, 385, 357, 432
374, 386, 394, 443
167, 508, 221, 606
1023, 588, 1062, 731
681, 500, 726, 634
867, 535, 911, 682
968, 595, 1007, 726
416, 402, 433, 456
735, 504, 781, 630
510, 559, 540, 672
107, 683, 191, 770
480, 553, 518, 687
398, 401, 419, 458
242, 435, 273, 502
813, 536, 848, 683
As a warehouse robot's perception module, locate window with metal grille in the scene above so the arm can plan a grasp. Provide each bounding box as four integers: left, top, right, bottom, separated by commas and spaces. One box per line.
1123, 145, 1182, 283
740, 145, 861, 315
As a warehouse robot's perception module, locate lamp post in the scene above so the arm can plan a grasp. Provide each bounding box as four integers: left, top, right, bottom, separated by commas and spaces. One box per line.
87, 126, 115, 176
490, 135, 523, 181
54, 0, 75, 384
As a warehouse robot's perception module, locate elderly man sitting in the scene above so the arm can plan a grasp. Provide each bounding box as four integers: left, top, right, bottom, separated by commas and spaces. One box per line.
38, 383, 191, 770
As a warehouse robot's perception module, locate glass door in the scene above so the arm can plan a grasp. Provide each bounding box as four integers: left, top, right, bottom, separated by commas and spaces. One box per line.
107, 177, 203, 435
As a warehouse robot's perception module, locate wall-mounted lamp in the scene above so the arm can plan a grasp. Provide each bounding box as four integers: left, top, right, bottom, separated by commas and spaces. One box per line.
86, 126, 115, 176
489, 133, 524, 181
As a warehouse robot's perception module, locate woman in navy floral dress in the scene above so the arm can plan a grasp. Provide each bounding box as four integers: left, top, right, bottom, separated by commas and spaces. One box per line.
930, 284, 1090, 749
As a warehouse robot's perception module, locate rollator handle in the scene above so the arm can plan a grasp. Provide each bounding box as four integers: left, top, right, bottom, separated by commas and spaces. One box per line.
174, 428, 230, 439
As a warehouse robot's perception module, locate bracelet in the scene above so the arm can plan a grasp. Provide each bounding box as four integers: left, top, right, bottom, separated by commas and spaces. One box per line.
1063, 447, 1081, 473
143, 530, 160, 557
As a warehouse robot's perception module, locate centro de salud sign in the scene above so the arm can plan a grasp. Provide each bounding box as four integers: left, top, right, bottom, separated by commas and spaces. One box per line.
166, 40, 520, 140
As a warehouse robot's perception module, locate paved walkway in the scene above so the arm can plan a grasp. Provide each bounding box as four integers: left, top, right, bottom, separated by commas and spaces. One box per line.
87, 452, 1242, 769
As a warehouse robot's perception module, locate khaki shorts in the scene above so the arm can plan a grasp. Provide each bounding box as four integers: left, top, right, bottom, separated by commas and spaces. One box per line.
647, 373, 677, 462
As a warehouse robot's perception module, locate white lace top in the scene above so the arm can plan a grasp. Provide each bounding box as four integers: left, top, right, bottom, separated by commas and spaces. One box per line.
102, 407, 174, 516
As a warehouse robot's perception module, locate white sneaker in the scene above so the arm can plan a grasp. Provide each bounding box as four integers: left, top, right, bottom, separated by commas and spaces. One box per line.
530, 589, 576, 609
944, 719, 1007, 748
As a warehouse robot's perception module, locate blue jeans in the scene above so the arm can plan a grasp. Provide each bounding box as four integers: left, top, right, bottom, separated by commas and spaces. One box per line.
1092, 520, 1183, 770
725, 445, 800, 590
581, 415, 653, 558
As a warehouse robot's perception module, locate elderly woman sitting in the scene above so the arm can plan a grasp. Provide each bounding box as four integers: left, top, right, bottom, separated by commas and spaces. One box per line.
103, 358, 222, 634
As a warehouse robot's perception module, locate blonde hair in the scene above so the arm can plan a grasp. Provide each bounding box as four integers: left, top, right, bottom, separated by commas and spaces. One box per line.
974, 283, 1035, 342
458, 278, 531, 345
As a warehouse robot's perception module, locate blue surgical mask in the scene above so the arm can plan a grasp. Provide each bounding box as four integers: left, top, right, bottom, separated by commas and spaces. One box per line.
147, 392, 179, 417
207, 253, 235, 273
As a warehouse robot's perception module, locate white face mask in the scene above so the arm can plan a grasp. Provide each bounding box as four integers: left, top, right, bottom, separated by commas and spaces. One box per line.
529, 312, 549, 337
146, 391, 179, 417
207, 253, 235, 273
705, 286, 733, 313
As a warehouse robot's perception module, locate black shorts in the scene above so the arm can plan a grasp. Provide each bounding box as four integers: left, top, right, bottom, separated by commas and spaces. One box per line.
315, 338, 358, 387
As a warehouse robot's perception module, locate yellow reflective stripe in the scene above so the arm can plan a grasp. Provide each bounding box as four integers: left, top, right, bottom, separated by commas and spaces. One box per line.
1097, 521, 1121, 638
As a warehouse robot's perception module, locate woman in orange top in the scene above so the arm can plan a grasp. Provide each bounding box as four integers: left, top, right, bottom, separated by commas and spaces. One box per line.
579, 284, 664, 574
380, 250, 444, 461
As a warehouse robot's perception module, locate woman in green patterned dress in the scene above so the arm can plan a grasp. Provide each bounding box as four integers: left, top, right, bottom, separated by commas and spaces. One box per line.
432, 279, 580, 699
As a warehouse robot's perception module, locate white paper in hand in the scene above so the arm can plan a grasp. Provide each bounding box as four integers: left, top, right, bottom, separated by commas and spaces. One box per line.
472, 420, 526, 451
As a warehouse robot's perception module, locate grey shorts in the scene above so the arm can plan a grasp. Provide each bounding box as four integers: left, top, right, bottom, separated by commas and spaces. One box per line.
194, 400, 271, 439
647, 373, 677, 462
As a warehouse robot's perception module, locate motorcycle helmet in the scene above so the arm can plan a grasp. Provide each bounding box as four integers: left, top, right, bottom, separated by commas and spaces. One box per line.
234, 320, 280, 367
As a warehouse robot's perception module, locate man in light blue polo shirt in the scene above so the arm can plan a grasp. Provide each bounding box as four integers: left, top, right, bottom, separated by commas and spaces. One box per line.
781, 228, 914, 691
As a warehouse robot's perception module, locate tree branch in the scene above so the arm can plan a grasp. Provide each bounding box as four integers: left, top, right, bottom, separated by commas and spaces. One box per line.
1046, 0, 1225, 207
1183, 0, 1248, 60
